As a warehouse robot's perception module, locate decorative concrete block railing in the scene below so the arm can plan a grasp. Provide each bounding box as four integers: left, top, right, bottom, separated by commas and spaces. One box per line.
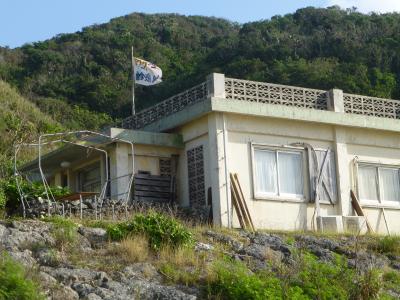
121, 80, 209, 129
224, 77, 328, 110
343, 93, 400, 119
121, 73, 400, 130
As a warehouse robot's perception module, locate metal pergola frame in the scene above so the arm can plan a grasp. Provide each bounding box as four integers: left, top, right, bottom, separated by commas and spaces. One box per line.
14, 130, 135, 218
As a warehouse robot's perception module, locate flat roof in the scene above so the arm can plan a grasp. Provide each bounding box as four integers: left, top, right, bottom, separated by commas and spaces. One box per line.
20, 130, 183, 173
108, 128, 184, 148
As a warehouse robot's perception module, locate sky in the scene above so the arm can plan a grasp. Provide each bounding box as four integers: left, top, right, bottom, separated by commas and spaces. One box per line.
1, 0, 400, 48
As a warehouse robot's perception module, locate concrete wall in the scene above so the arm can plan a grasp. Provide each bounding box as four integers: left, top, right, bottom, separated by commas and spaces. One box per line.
175, 115, 210, 208
218, 112, 400, 233
224, 113, 338, 230
108, 143, 181, 200
48, 143, 181, 201
342, 128, 400, 234
48, 155, 102, 193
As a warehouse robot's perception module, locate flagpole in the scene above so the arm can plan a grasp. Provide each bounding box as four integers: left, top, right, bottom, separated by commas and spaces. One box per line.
131, 46, 135, 116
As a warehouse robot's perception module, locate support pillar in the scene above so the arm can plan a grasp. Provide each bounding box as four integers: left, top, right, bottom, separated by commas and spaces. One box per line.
110, 143, 130, 200
328, 89, 344, 113
334, 128, 352, 216
207, 73, 225, 98
208, 112, 230, 227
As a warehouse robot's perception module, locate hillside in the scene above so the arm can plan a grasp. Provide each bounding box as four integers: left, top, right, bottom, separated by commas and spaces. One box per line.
0, 215, 399, 299
1, 6, 400, 120
0, 80, 61, 177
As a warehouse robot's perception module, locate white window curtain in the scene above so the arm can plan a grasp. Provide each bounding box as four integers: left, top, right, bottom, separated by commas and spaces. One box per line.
358, 164, 400, 205
278, 152, 303, 196
379, 168, 400, 203
254, 150, 277, 194
358, 166, 379, 201
254, 148, 304, 198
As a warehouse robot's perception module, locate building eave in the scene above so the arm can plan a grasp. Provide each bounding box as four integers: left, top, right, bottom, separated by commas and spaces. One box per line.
210, 97, 400, 133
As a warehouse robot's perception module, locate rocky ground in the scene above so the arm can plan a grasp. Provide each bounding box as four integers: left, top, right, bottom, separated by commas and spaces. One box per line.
0, 219, 399, 299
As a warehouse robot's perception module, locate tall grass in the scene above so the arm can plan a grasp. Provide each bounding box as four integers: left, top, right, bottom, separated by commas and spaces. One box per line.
0, 252, 44, 300
117, 235, 149, 263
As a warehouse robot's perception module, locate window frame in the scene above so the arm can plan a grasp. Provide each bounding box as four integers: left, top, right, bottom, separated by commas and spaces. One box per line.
251, 143, 307, 202
356, 161, 400, 208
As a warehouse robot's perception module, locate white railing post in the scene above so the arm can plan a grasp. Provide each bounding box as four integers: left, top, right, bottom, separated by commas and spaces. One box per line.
207, 73, 226, 99
328, 89, 344, 113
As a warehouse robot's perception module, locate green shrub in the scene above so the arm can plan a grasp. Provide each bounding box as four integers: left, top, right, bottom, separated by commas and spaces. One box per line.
383, 270, 400, 285
0, 184, 6, 210
44, 216, 77, 251
294, 253, 357, 299
0, 252, 44, 300
207, 257, 305, 299
356, 268, 382, 300
107, 212, 193, 250
382, 270, 400, 296
374, 236, 400, 255
206, 252, 382, 300
2, 178, 70, 212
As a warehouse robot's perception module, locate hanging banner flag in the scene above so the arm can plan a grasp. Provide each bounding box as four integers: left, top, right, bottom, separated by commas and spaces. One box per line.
133, 57, 162, 86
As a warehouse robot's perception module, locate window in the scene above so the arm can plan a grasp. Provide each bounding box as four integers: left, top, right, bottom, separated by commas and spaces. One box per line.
357, 164, 400, 205
159, 158, 172, 177
253, 148, 304, 199
78, 162, 101, 193
187, 146, 205, 207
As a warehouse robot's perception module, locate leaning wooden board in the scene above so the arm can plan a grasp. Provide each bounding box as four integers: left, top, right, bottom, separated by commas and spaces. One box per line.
233, 173, 255, 232
350, 190, 374, 234
230, 173, 255, 232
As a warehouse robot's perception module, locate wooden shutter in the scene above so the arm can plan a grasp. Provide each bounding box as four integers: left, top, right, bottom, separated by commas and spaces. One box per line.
308, 149, 338, 204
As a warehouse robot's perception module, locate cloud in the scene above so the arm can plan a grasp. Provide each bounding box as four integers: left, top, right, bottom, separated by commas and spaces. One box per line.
327, 0, 400, 13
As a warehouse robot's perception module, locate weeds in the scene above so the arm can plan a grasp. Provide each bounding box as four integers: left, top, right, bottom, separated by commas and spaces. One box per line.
158, 245, 205, 286
373, 236, 400, 256
204, 251, 383, 300
0, 252, 45, 300
44, 216, 78, 252
118, 235, 149, 263
206, 257, 286, 299
382, 270, 400, 297
356, 268, 382, 299
107, 212, 193, 250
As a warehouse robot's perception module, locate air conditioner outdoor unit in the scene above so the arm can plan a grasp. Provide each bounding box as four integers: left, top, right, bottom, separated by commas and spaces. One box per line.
342, 216, 368, 234
316, 216, 344, 233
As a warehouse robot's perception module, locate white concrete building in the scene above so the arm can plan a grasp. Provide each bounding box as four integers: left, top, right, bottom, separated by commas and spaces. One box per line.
24, 73, 400, 234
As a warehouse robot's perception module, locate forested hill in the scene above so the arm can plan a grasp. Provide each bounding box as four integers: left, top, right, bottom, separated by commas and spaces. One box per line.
1, 6, 400, 122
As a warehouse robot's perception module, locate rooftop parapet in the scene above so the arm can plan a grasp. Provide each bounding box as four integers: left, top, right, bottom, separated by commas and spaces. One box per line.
121, 73, 400, 130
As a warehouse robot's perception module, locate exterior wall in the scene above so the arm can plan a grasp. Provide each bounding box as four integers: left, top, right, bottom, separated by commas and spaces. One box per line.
217, 112, 400, 233
48, 155, 103, 193
342, 128, 400, 234
175, 116, 210, 208
109, 143, 181, 199
131, 144, 181, 175
46, 142, 181, 201
225, 113, 339, 230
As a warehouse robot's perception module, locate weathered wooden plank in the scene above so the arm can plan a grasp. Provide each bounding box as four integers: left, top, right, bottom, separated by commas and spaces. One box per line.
57, 192, 99, 201
231, 186, 246, 229
135, 185, 170, 192
350, 190, 374, 234
134, 178, 171, 187
134, 190, 170, 198
230, 173, 255, 232
135, 174, 171, 181
233, 173, 255, 232
135, 196, 170, 202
